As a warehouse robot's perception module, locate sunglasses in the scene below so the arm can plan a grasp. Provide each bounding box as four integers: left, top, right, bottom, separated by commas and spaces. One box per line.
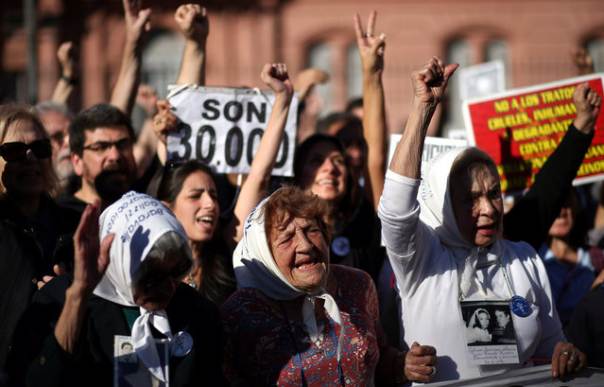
0, 139, 52, 162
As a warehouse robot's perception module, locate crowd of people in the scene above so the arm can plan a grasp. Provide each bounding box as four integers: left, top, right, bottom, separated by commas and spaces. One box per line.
0, 1, 603, 386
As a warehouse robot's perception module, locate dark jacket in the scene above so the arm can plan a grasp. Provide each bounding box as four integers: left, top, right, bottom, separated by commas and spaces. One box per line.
0, 195, 79, 370
9, 278, 225, 387
504, 125, 594, 249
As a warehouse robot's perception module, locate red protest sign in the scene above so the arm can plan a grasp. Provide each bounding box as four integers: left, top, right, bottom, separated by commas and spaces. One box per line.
463, 74, 604, 193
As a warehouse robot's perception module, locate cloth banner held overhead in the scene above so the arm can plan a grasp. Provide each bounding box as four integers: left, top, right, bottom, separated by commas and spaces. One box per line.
462, 74, 604, 194
167, 85, 298, 176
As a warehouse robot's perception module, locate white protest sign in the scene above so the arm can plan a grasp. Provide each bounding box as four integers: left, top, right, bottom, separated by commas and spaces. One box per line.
388, 135, 468, 177
458, 61, 506, 101
166, 86, 298, 176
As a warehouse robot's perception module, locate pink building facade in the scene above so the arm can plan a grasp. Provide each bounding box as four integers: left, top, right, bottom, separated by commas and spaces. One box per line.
2, 0, 604, 133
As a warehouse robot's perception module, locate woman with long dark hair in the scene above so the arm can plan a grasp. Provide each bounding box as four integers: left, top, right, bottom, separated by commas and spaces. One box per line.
151, 62, 295, 304
156, 160, 236, 304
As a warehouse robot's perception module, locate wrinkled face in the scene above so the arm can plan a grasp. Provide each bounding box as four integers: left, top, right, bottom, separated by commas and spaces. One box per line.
478, 311, 490, 329
1, 119, 51, 196
72, 126, 136, 196
39, 110, 72, 180
132, 255, 190, 311
170, 171, 219, 243
549, 205, 574, 238
495, 310, 510, 328
300, 142, 347, 202
451, 162, 503, 247
269, 216, 329, 292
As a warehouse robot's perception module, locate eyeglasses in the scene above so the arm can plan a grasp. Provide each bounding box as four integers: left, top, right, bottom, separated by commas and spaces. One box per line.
0, 139, 52, 162
83, 138, 133, 153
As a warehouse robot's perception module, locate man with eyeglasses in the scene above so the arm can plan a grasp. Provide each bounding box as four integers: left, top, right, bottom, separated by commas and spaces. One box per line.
58, 103, 138, 213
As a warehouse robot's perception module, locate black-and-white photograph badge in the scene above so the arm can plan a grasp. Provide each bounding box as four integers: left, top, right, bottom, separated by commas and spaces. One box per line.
460, 300, 520, 365
114, 335, 169, 387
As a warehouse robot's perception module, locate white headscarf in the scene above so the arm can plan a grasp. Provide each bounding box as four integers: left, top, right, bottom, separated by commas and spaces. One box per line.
232, 192, 344, 360
419, 147, 511, 298
94, 191, 189, 382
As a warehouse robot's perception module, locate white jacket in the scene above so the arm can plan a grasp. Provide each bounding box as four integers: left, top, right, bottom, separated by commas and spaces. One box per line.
378, 149, 564, 384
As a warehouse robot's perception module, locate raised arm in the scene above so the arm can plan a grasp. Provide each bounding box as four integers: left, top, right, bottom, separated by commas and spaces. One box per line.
54, 203, 113, 353
504, 83, 601, 248
109, 0, 151, 115
174, 4, 209, 86
133, 86, 160, 176
228, 63, 294, 245
388, 57, 458, 178
354, 11, 387, 209
293, 68, 329, 143
150, 100, 179, 165
378, 58, 457, 272
51, 42, 77, 105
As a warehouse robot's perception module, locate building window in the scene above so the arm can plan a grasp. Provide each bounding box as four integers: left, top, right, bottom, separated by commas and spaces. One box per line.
346, 44, 362, 100
486, 39, 509, 87
141, 31, 185, 98
587, 38, 604, 72
444, 38, 472, 134
442, 35, 509, 136
307, 42, 333, 115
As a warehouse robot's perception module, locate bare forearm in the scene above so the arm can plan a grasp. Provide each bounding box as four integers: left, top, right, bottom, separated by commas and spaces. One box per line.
363, 73, 387, 207
110, 40, 141, 115
134, 118, 158, 176
176, 40, 206, 85
389, 100, 435, 178
51, 79, 74, 105
54, 285, 89, 354
232, 94, 291, 241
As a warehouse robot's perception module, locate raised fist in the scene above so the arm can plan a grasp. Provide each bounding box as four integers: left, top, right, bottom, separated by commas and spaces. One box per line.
573, 82, 601, 133
411, 56, 458, 106
261, 63, 293, 99
175, 4, 209, 42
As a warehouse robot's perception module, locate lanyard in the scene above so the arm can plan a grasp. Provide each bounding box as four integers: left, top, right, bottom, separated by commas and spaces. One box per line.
279, 302, 345, 386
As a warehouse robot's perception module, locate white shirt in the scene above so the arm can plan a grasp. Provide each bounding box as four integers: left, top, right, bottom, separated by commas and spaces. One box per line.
378, 171, 564, 384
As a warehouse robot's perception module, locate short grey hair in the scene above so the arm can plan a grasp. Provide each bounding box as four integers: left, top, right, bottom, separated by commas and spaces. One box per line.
34, 101, 73, 120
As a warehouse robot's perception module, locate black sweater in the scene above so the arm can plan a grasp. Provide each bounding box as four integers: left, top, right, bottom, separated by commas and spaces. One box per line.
504, 125, 594, 249
8, 278, 225, 387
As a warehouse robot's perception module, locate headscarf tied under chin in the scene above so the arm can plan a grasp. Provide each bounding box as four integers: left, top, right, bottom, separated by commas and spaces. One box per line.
232, 192, 344, 361
419, 147, 507, 296
94, 191, 189, 383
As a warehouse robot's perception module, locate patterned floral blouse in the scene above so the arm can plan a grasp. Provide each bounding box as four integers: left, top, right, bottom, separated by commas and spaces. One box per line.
221, 265, 382, 386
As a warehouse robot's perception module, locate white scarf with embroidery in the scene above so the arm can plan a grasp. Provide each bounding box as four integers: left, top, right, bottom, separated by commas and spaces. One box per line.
94, 191, 189, 382
232, 193, 344, 360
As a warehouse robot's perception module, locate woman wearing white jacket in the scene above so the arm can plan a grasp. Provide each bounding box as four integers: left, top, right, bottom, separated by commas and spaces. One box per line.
378, 57, 593, 383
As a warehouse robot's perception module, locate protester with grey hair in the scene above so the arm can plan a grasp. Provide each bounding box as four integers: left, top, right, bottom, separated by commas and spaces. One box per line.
35, 101, 77, 195
379, 56, 594, 383
11, 192, 225, 386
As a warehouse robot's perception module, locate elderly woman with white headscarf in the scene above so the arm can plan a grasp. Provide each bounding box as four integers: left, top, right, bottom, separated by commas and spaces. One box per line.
23, 192, 225, 387
221, 186, 436, 386
379, 57, 594, 384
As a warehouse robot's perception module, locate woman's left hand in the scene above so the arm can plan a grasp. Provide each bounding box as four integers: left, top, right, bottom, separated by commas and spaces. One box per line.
551, 341, 587, 378
404, 342, 437, 383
